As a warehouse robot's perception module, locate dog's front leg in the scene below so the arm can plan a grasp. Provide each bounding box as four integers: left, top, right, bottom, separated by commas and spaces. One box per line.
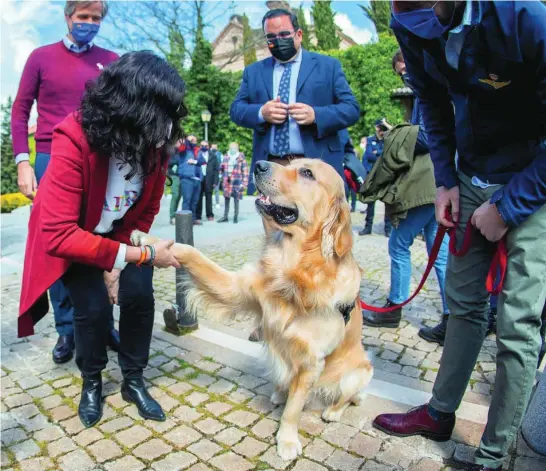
276, 359, 324, 461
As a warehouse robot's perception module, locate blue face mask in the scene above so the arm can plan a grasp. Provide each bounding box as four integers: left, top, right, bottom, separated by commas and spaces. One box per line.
71, 22, 100, 45
392, 1, 452, 40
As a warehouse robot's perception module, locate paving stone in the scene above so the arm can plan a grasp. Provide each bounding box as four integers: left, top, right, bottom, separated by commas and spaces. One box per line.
260, 446, 295, 469
205, 401, 233, 417
415, 341, 438, 352
173, 405, 202, 423
229, 388, 255, 403
57, 449, 95, 471
133, 438, 173, 460
377, 443, 420, 467
401, 366, 422, 378
208, 379, 236, 395
145, 417, 178, 434
18, 457, 55, 471
235, 374, 267, 390
59, 416, 86, 435
74, 428, 104, 447
195, 359, 222, 373
1, 427, 28, 445
513, 456, 546, 471
149, 355, 170, 367
52, 378, 73, 388
10, 439, 41, 461
152, 451, 198, 471
233, 436, 269, 458
380, 350, 399, 361
190, 373, 216, 388
187, 438, 223, 460
424, 439, 456, 459
361, 461, 397, 471
157, 394, 180, 412
225, 410, 260, 428
62, 385, 81, 398
480, 362, 496, 372
292, 459, 328, 471
164, 425, 202, 448
209, 451, 255, 471
217, 367, 243, 380
88, 438, 123, 462
194, 417, 226, 435
114, 425, 152, 448
380, 333, 397, 342
325, 449, 364, 471
472, 382, 491, 395
27, 384, 54, 399
348, 432, 382, 457
48, 437, 78, 457
0, 449, 9, 467
167, 382, 193, 396
185, 391, 209, 407
99, 416, 134, 433
161, 360, 182, 373
421, 359, 441, 370
215, 426, 247, 446
40, 395, 63, 410
453, 443, 476, 464
303, 438, 335, 461
188, 464, 213, 471
407, 458, 444, 471
17, 376, 43, 390
399, 355, 421, 367
4, 393, 33, 408
247, 395, 276, 414
424, 370, 437, 382
321, 422, 359, 448
50, 405, 77, 422
143, 367, 163, 379
104, 455, 146, 471
152, 376, 177, 387
299, 412, 326, 436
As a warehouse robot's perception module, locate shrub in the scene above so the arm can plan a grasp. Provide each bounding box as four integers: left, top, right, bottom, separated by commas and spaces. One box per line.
0, 193, 32, 213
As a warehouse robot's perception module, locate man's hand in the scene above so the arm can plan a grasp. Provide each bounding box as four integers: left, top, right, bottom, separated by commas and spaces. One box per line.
471, 201, 508, 242
17, 161, 37, 200
435, 186, 460, 227
262, 97, 288, 124
288, 103, 315, 125
104, 269, 121, 305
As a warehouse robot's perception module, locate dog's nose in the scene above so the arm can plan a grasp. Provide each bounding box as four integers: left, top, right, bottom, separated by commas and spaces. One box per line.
255, 160, 270, 174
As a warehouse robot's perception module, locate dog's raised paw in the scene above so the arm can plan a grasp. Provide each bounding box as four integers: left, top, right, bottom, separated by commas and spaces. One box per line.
322, 406, 344, 422
130, 230, 148, 247
276, 434, 302, 461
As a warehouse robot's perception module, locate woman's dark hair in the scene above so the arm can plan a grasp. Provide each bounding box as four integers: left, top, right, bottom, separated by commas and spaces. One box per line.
80, 51, 186, 180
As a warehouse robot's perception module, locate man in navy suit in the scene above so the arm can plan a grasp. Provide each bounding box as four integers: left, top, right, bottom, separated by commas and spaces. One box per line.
230, 8, 360, 195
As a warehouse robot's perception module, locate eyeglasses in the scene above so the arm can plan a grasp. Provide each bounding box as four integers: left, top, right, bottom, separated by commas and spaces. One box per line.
265, 30, 296, 42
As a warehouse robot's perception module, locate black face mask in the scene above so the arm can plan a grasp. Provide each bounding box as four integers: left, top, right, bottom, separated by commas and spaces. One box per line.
269, 37, 298, 62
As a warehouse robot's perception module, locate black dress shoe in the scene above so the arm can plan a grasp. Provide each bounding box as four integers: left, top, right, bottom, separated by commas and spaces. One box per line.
486, 307, 497, 336
79, 375, 103, 427
108, 329, 120, 352
358, 225, 372, 236
418, 314, 449, 345
218, 216, 229, 223
52, 335, 75, 364
121, 378, 166, 421
362, 300, 402, 328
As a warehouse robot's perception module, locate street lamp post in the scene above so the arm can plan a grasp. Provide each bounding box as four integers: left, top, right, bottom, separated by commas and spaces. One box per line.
201, 109, 212, 142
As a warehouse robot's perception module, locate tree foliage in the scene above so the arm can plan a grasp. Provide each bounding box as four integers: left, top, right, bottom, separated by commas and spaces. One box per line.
242, 14, 257, 67
359, 0, 393, 37
1, 97, 18, 195
324, 33, 405, 141
311, 0, 340, 51
297, 6, 312, 51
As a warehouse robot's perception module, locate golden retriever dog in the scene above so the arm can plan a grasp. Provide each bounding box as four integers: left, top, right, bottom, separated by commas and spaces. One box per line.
131, 159, 373, 461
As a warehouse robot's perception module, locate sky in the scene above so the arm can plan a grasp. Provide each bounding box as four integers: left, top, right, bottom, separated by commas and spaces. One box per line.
0, 0, 376, 126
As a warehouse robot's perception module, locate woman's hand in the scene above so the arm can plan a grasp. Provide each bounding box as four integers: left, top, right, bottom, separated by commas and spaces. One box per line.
104, 269, 121, 305
152, 240, 181, 268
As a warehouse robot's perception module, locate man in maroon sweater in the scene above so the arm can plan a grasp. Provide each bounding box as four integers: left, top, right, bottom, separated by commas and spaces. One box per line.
12, 1, 120, 364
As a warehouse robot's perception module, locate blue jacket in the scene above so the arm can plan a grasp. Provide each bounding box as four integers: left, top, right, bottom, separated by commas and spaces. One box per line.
362, 135, 384, 173
411, 96, 429, 156
392, 1, 546, 227
178, 147, 204, 180
230, 49, 360, 194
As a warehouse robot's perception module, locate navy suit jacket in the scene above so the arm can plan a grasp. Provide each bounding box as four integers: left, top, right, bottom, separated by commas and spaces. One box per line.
230, 49, 360, 194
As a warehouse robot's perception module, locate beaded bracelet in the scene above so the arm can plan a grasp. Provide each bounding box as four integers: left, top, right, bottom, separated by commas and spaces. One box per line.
146, 245, 156, 266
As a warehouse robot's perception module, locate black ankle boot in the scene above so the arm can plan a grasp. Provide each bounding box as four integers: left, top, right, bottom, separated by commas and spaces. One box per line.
418, 314, 449, 346
358, 225, 372, 236
233, 214, 238, 224
362, 300, 402, 328
121, 378, 165, 421
218, 216, 229, 223
79, 375, 103, 427
486, 307, 497, 336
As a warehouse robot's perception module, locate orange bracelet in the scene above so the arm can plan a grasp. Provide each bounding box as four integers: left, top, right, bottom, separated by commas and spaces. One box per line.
136, 246, 148, 266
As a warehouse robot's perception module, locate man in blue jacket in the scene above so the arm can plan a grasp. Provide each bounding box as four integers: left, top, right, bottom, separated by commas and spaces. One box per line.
177, 136, 205, 225
373, 2, 546, 470
230, 8, 360, 194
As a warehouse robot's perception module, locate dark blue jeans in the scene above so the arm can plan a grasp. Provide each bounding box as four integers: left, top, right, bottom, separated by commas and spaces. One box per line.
35, 152, 113, 336
63, 263, 154, 378
181, 177, 200, 221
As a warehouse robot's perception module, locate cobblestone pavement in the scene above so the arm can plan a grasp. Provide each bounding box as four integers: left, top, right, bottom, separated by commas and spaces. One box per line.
2, 211, 544, 471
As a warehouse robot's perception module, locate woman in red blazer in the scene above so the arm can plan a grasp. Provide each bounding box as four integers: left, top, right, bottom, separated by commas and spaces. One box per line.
19, 51, 185, 428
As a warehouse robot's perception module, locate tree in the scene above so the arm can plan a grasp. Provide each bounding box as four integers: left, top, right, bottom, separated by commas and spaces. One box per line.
297, 6, 312, 51
1, 97, 18, 195
324, 33, 405, 142
242, 14, 257, 67
311, 0, 340, 51
359, 0, 392, 37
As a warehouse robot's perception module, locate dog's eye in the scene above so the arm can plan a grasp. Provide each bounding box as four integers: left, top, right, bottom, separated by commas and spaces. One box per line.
299, 168, 315, 180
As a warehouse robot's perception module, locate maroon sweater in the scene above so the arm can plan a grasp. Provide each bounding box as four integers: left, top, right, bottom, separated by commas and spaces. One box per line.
11, 41, 118, 156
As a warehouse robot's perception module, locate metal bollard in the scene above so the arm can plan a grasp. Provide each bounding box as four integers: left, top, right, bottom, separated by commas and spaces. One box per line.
163, 210, 199, 335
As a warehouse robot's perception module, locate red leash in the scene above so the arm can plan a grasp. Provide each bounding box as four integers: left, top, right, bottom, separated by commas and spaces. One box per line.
360, 210, 508, 313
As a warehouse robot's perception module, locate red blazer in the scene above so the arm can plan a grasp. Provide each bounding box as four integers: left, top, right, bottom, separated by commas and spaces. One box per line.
19, 113, 167, 337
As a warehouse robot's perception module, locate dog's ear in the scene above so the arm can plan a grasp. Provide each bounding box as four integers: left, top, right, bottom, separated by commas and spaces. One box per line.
321, 199, 353, 259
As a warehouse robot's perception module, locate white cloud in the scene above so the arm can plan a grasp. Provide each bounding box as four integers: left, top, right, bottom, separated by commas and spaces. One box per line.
335, 12, 373, 45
